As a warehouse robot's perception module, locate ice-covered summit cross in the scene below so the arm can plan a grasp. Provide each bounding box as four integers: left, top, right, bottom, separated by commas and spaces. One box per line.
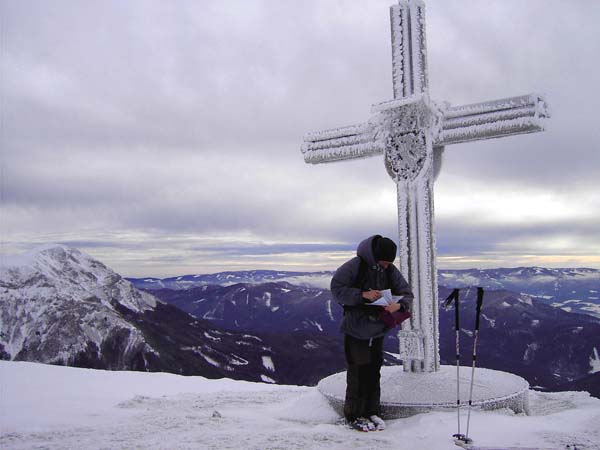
301, 0, 549, 373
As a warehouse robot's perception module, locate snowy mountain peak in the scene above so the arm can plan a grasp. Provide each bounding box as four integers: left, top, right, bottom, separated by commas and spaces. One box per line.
0, 245, 158, 364
1, 244, 157, 313
1, 246, 345, 384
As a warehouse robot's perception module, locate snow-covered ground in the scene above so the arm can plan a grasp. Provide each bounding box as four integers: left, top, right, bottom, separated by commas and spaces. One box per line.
1, 361, 600, 450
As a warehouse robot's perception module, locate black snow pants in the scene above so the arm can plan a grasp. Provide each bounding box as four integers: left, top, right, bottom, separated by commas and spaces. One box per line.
343, 334, 383, 421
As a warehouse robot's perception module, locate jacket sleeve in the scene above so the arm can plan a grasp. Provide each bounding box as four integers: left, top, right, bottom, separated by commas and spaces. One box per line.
330, 258, 365, 307
390, 267, 414, 311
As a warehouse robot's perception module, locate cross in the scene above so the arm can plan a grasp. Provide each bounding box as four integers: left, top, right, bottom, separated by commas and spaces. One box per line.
301, 0, 549, 373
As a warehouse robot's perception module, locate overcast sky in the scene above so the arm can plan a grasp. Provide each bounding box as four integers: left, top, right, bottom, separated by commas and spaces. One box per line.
2, 0, 599, 277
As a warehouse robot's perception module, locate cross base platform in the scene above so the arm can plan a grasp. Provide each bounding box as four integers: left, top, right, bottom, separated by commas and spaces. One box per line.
317, 365, 530, 419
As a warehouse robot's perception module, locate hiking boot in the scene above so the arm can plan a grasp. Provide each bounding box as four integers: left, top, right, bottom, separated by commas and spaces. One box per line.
348, 417, 372, 432
369, 415, 386, 431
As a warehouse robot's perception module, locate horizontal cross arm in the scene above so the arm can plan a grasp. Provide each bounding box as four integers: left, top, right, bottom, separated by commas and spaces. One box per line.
301, 123, 384, 164
435, 94, 550, 146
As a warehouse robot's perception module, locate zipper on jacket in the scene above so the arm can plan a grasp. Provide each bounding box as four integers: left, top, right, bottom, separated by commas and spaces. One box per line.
369, 338, 373, 347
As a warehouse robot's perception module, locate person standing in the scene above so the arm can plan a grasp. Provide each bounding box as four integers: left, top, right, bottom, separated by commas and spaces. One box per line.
330, 235, 414, 432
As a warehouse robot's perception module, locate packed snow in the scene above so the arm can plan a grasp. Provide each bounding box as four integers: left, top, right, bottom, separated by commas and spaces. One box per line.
2, 361, 600, 450
519, 295, 534, 306
590, 347, 600, 374
481, 313, 496, 327
261, 355, 275, 372
263, 292, 272, 307
260, 374, 276, 384
325, 299, 336, 322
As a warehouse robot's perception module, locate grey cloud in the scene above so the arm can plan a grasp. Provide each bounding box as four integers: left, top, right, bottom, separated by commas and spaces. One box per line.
437, 219, 600, 258
2, 0, 600, 273
2, 0, 392, 153
423, 0, 600, 188
190, 243, 356, 256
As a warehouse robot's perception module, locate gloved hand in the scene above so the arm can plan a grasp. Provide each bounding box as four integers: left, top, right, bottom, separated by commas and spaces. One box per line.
399, 299, 412, 313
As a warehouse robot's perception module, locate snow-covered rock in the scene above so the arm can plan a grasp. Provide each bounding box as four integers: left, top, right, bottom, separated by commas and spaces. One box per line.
0, 246, 349, 385
0, 245, 158, 367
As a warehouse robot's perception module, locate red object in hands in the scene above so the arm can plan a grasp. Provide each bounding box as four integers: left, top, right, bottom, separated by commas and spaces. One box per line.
380, 308, 411, 328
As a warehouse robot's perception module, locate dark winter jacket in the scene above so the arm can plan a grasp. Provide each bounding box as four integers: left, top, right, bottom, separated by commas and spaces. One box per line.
330, 235, 414, 340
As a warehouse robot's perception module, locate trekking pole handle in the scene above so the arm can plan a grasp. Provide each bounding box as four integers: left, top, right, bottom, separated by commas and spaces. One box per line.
475, 287, 484, 331
454, 289, 460, 330
443, 288, 461, 330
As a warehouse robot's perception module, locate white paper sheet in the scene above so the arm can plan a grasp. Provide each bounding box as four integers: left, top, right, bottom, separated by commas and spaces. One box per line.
367, 289, 404, 306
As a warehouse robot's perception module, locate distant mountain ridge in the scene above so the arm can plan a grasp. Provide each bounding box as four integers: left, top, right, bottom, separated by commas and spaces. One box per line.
128, 266, 600, 318
128, 270, 333, 290
128, 266, 600, 289
437, 286, 600, 390
2, 246, 598, 396
0, 246, 349, 385
439, 267, 600, 317
147, 281, 600, 394
149, 281, 339, 336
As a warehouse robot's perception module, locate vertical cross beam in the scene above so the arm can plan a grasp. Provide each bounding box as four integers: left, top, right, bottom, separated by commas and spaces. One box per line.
390, 0, 428, 99
387, 0, 439, 372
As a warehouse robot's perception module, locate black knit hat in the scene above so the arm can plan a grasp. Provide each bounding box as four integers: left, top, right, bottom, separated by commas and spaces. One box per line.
374, 237, 397, 262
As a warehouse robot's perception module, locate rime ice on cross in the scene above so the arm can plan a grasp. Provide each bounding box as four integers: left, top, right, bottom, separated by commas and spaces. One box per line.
301, 0, 549, 373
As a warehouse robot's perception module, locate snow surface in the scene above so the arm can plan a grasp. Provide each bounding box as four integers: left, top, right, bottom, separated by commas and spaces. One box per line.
281, 275, 331, 289
262, 355, 275, 372
590, 347, 600, 374
481, 313, 496, 327
549, 299, 600, 318
2, 361, 600, 450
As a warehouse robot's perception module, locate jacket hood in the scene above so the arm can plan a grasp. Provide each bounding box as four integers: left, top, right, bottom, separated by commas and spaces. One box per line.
356, 235, 381, 268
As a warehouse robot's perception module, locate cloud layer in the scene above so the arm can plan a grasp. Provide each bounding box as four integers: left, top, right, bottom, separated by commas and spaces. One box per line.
2, 0, 599, 275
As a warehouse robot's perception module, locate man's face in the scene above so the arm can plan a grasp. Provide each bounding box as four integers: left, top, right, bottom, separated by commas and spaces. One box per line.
378, 261, 393, 269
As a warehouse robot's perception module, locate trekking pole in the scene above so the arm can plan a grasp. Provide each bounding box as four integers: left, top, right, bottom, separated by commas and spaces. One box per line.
443, 288, 463, 442
464, 287, 485, 444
